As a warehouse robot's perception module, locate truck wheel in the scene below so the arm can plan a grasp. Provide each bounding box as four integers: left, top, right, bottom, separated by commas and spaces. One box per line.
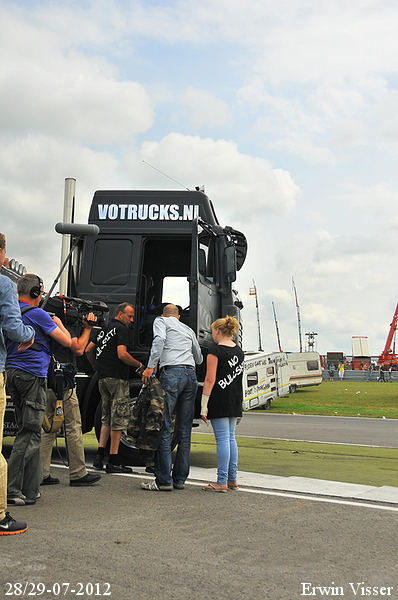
289, 384, 297, 394
118, 434, 144, 466
94, 402, 103, 442
93, 400, 144, 466
263, 398, 271, 410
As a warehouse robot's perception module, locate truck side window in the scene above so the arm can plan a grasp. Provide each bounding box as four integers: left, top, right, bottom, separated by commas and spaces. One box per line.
199, 236, 216, 283
162, 276, 190, 308
91, 239, 133, 285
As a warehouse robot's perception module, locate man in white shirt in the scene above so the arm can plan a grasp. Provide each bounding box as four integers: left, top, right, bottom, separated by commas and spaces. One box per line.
141, 304, 202, 491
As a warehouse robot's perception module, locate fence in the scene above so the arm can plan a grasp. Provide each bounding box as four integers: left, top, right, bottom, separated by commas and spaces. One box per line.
322, 370, 398, 382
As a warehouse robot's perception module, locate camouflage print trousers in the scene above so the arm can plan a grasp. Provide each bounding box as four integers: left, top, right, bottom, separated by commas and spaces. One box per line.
98, 377, 130, 431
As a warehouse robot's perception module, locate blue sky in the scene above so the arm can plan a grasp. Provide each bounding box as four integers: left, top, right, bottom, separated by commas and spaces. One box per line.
2, 0, 398, 356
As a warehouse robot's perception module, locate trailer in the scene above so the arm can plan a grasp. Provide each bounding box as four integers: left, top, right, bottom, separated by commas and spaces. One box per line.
243, 351, 290, 410
326, 351, 346, 368
286, 351, 322, 393
352, 336, 371, 370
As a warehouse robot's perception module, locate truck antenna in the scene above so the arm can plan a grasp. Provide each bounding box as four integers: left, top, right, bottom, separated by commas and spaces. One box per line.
292, 277, 303, 352
142, 160, 190, 191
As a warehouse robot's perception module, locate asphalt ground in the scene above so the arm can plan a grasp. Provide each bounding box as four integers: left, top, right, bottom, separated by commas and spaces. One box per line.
2, 416, 398, 600
195, 413, 398, 448
2, 463, 398, 600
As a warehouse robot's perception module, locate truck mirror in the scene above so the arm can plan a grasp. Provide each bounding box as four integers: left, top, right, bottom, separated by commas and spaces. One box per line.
55, 222, 100, 236
224, 246, 236, 283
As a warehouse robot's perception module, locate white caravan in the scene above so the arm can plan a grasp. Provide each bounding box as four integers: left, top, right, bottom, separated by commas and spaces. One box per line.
242, 351, 290, 411
286, 351, 322, 393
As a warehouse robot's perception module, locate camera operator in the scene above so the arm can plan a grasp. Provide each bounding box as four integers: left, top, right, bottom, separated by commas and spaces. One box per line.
40, 309, 101, 487
7, 274, 72, 506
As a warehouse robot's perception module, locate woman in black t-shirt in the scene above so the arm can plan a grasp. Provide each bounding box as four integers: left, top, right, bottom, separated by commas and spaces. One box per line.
200, 316, 244, 492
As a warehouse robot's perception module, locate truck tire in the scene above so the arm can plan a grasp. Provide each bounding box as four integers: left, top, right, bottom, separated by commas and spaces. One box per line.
93, 400, 144, 466
118, 434, 145, 466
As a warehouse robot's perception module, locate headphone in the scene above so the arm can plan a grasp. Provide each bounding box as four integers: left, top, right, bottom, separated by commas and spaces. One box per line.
30, 275, 43, 299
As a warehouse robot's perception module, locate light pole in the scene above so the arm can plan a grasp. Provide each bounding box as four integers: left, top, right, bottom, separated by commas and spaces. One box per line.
249, 279, 263, 352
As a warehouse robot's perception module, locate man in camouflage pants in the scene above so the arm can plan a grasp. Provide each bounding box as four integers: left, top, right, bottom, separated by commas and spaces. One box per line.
86, 303, 144, 474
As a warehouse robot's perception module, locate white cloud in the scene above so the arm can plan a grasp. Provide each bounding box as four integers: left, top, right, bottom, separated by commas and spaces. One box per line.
266, 288, 292, 305
179, 87, 233, 128
2, 0, 398, 358
338, 183, 398, 215
0, 134, 122, 281
270, 135, 336, 166
136, 133, 299, 219
0, 5, 154, 146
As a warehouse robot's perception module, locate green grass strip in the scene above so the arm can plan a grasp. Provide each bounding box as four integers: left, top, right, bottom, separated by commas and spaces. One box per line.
259, 380, 398, 419
56, 380, 398, 489
190, 433, 398, 488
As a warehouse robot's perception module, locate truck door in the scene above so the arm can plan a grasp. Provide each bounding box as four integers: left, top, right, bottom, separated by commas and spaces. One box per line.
190, 218, 221, 349
137, 236, 192, 348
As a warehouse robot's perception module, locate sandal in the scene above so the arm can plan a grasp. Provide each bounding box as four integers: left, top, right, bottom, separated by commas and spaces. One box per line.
202, 483, 227, 493
227, 482, 239, 490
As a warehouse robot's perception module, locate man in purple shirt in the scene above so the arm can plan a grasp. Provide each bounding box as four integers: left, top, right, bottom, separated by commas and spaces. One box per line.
6, 273, 71, 507
0, 234, 35, 535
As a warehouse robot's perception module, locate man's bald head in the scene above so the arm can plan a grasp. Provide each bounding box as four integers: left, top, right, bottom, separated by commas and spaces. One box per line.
162, 304, 179, 318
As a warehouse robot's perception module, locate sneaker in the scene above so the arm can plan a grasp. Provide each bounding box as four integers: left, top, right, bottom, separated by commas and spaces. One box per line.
7, 496, 36, 506
0, 512, 27, 535
41, 475, 60, 486
140, 480, 173, 492
145, 465, 155, 474
70, 473, 102, 486
173, 482, 185, 490
105, 463, 132, 474
92, 454, 104, 470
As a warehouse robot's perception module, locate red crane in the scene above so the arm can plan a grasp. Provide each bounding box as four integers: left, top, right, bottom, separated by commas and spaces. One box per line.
378, 302, 398, 366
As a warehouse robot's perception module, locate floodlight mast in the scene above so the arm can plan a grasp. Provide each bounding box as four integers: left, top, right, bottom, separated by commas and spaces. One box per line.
305, 331, 318, 352
292, 277, 302, 352
249, 279, 263, 352
272, 302, 283, 353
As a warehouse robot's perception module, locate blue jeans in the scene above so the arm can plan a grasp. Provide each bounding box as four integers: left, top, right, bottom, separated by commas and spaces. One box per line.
210, 417, 238, 485
154, 366, 198, 487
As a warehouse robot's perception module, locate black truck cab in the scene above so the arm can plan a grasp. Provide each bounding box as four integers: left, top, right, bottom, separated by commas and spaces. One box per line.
3, 188, 247, 456
71, 189, 246, 358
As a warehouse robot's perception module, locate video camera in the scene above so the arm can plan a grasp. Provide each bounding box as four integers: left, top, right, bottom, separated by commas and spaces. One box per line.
41, 295, 109, 328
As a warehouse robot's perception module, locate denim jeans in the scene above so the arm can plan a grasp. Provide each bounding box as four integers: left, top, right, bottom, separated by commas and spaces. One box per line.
210, 417, 239, 485
154, 366, 198, 487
